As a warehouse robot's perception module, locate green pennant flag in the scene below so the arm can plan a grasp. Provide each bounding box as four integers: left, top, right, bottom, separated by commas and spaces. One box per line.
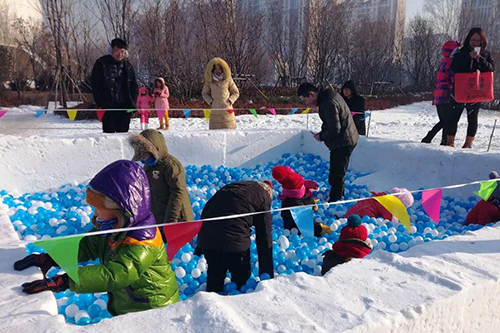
35, 235, 84, 284
126, 109, 136, 113
474, 180, 498, 201
248, 108, 258, 118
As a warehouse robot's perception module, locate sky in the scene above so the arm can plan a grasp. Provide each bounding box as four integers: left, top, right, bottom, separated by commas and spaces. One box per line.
407, 0, 426, 20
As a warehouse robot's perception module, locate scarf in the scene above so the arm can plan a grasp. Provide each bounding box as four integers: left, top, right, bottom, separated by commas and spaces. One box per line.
278, 180, 319, 201
212, 72, 224, 82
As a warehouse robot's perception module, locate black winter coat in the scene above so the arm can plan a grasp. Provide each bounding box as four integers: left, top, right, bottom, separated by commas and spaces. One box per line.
197, 181, 274, 277
281, 196, 315, 230
91, 55, 139, 109
451, 46, 494, 74
318, 88, 359, 150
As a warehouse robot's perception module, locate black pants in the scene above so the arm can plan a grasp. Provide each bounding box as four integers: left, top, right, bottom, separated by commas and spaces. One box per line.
102, 110, 132, 133
423, 104, 451, 144
204, 249, 251, 293
329, 145, 356, 202
447, 104, 479, 137
353, 114, 366, 136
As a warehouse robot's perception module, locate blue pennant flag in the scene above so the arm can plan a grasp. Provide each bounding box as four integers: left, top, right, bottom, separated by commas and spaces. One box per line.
290, 206, 314, 238
288, 108, 298, 115
362, 112, 371, 121
183, 109, 191, 118
34, 110, 46, 118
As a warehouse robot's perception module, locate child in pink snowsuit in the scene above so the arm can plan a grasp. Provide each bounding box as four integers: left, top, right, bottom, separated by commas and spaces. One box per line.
154, 77, 170, 130
137, 87, 154, 130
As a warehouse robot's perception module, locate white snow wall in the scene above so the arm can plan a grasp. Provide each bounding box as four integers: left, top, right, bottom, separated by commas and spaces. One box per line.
1, 130, 500, 196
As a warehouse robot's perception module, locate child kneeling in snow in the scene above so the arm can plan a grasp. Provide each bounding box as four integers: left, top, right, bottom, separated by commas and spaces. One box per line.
15, 160, 180, 315
466, 171, 500, 226
344, 187, 414, 221
321, 215, 372, 275
271, 165, 331, 236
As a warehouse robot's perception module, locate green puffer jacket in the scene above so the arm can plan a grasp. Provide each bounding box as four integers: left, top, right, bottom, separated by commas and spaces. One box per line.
69, 230, 180, 315
130, 130, 194, 225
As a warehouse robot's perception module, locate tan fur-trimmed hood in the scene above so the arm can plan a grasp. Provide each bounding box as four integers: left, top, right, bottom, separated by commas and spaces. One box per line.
129, 130, 169, 162
204, 57, 232, 83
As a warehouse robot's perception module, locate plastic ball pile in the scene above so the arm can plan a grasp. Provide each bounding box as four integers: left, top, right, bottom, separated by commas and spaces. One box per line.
0, 153, 486, 326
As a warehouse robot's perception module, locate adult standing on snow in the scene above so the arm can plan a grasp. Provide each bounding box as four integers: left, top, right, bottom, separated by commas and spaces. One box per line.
129, 129, 194, 241
298, 83, 358, 203
341, 80, 366, 135
195, 181, 274, 292
421, 40, 461, 146
202, 57, 240, 130
91, 38, 139, 133
448, 27, 494, 148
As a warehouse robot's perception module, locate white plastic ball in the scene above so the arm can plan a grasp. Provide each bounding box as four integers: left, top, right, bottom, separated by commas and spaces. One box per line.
57, 297, 68, 307
24, 235, 37, 242
175, 267, 186, 278
181, 253, 192, 263
279, 235, 290, 250
191, 268, 201, 278
388, 234, 397, 243
65, 304, 79, 318
197, 261, 207, 272
390, 244, 399, 252
75, 310, 90, 322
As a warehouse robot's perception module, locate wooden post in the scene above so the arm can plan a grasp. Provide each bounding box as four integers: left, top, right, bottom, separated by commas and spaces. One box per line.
487, 119, 497, 152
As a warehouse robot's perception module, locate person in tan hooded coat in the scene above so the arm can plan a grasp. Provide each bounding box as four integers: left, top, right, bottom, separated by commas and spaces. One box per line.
129, 129, 194, 240
202, 57, 240, 129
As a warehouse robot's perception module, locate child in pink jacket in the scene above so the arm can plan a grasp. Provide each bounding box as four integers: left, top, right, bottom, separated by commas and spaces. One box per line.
137, 87, 154, 130
154, 77, 170, 130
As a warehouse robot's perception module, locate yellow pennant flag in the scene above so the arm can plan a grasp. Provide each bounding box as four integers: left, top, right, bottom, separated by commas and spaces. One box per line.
374, 195, 410, 231
203, 109, 211, 123
67, 109, 78, 121
301, 108, 311, 114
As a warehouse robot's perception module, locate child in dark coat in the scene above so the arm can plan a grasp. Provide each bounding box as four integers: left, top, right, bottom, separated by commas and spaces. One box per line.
272, 165, 330, 236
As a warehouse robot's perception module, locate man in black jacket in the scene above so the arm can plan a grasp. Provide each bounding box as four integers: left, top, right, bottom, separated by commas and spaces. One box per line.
298, 83, 359, 202
91, 38, 138, 133
196, 181, 274, 293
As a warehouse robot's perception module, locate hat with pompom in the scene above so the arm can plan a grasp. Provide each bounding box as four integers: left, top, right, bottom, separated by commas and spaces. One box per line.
338, 215, 368, 241
272, 166, 304, 190
391, 188, 414, 209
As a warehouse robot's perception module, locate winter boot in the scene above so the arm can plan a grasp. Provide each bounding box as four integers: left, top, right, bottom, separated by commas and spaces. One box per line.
447, 135, 455, 148
421, 132, 433, 143
462, 136, 474, 149
440, 131, 448, 146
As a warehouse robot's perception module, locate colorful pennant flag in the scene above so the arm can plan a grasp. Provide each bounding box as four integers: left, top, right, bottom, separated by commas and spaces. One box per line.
164, 222, 203, 260
248, 108, 258, 118
96, 109, 106, 122
374, 195, 410, 231
183, 109, 191, 118
422, 188, 442, 224
126, 109, 135, 113
290, 206, 314, 238
226, 109, 234, 114
474, 180, 498, 201
34, 110, 46, 118
0, 110, 8, 119
301, 108, 311, 114
66, 109, 78, 121
288, 108, 298, 115
203, 109, 211, 123
35, 235, 84, 284
268, 108, 277, 117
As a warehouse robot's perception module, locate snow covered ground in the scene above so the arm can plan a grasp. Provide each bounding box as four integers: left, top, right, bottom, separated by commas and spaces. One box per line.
1, 101, 500, 332
1, 102, 499, 152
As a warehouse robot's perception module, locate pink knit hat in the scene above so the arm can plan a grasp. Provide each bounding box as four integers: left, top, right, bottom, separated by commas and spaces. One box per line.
390, 188, 414, 208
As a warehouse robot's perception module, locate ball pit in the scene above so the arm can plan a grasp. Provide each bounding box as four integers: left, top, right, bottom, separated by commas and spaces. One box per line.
0, 153, 486, 326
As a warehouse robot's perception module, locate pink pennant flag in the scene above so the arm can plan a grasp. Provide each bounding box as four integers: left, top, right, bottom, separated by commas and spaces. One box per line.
0, 110, 7, 119
268, 108, 277, 117
164, 221, 203, 260
422, 188, 442, 224
96, 109, 106, 122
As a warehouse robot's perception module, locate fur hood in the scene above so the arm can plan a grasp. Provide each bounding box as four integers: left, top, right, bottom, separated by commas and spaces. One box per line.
204, 57, 232, 83
130, 130, 169, 162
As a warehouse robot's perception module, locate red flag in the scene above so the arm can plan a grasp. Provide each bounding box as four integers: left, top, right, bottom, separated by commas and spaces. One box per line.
226, 109, 234, 114
164, 221, 203, 260
96, 109, 106, 122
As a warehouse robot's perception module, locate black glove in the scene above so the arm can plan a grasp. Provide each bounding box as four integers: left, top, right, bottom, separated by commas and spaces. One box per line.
14, 253, 57, 276
22, 274, 69, 294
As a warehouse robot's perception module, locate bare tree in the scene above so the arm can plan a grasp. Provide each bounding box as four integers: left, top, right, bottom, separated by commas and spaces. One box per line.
424, 0, 461, 38
91, 0, 139, 43
402, 16, 441, 90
